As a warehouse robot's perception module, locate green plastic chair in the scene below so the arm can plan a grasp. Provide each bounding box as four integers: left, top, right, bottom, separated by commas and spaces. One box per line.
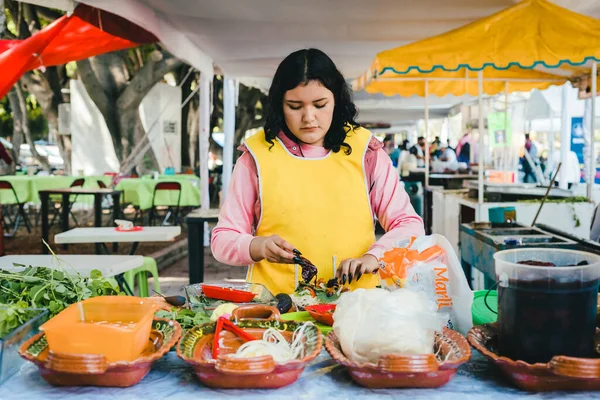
123, 257, 161, 297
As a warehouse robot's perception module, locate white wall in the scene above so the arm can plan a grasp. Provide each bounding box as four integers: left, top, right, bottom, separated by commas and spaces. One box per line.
139, 83, 182, 172
70, 80, 120, 176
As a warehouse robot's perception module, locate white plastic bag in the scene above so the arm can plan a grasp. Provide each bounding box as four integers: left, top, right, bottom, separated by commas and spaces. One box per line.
333, 288, 444, 363
378, 234, 473, 335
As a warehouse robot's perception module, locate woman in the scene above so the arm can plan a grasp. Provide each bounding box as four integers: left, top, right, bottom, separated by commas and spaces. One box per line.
211, 49, 424, 295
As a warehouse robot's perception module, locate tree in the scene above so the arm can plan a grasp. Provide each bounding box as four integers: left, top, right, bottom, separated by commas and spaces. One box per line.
2, 2, 184, 174
209, 76, 267, 163
3, 1, 65, 170
76, 47, 183, 167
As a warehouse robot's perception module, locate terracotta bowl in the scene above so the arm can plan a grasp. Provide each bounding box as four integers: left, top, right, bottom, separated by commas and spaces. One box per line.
468, 323, 600, 392
325, 327, 471, 389
304, 304, 336, 326
176, 305, 323, 389
19, 318, 181, 387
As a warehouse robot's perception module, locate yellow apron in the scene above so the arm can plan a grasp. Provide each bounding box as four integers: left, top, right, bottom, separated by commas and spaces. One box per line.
244, 127, 379, 295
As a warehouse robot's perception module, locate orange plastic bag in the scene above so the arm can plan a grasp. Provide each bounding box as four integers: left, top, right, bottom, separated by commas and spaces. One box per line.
378, 235, 473, 334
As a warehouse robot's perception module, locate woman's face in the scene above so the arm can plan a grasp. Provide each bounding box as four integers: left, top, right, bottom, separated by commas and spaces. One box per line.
283, 80, 335, 147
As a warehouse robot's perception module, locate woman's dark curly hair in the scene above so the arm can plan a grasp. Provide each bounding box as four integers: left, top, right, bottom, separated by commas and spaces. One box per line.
263, 48, 360, 155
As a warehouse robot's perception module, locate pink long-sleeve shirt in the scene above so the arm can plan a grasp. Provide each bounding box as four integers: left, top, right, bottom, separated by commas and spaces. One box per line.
211, 132, 425, 266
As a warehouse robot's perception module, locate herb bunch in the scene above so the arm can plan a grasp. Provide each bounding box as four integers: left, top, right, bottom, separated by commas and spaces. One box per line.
0, 265, 121, 320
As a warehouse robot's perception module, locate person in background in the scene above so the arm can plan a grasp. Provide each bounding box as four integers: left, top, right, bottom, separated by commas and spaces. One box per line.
430, 136, 442, 159
549, 149, 580, 189
522, 133, 538, 183
409, 136, 426, 166
455, 130, 472, 164
383, 135, 400, 167
439, 142, 457, 163
210, 48, 424, 295
396, 141, 410, 176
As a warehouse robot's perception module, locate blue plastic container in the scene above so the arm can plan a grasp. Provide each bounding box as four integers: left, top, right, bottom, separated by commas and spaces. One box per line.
489, 207, 516, 224
0, 307, 48, 384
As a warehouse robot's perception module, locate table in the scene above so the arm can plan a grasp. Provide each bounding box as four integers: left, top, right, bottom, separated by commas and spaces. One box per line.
54, 226, 181, 248
0, 254, 143, 279
141, 174, 200, 182
2, 350, 599, 399
39, 188, 122, 254
54, 226, 180, 295
0, 175, 113, 205
403, 171, 478, 189
116, 178, 200, 210
431, 190, 594, 257
185, 208, 220, 284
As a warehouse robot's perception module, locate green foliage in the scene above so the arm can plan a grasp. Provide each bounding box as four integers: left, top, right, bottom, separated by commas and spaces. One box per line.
0, 97, 13, 137
154, 307, 210, 331
518, 196, 590, 204
0, 301, 42, 339
0, 264, 122, 337
27, 103, 48, 141
4, 8, 16, 37
0, 91, 48, 141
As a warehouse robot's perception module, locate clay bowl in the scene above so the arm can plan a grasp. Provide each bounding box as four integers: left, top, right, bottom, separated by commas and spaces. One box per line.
468, 323, 600, 392
325, 327, 471, 389
19, 318, 181, 387
304, 304, 336, 326
176, 305, 322, 389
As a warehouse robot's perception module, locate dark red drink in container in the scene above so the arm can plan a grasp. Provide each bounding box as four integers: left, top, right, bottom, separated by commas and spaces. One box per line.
494, 249, 600, 364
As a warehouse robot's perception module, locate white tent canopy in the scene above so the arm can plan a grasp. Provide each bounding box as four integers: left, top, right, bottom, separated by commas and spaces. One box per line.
353, 91, 467, 127
15, 0, 600, 206
18, 0, 600, 85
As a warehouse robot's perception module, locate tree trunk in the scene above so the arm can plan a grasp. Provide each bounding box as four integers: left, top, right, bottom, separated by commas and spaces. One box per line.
234, 88, 265, 160
6, 90, 22, 174
20, 72, 70, 172
0, 0, 5, 38
179, 67, 194, 169
78, 51, 183, 167
10, 85, 50, 170
57, 135, 72, 174
133, 113, 158, 175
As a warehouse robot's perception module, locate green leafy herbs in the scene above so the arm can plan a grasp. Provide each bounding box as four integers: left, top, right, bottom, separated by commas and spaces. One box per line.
518, 196, 590, 204
155, 307, 210, 331
0, 265, 122, 321
295, 282, 341, 303
0, 302, 43, 339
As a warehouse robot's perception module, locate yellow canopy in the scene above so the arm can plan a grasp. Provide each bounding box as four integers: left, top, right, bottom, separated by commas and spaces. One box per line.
356, 66, 565, 97
356, 0, 600, 97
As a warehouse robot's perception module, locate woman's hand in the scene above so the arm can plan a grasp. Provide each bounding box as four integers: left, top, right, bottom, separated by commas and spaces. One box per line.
250, 235, 296, 264
336, 254, 379, 285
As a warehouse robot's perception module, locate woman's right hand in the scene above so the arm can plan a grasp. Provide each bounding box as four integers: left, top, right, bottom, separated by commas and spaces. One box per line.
250, 235, 296, 264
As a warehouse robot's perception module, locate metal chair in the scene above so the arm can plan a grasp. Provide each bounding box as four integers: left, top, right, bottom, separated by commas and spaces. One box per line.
97, 180, 118, 226
50, 178, 85, 228
148, 181, 182, 226
0, 180, 32, 237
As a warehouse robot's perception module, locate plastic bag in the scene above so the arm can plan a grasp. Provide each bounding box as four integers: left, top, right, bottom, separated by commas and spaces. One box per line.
378, 234, 473, 335
332, 288, 444, 363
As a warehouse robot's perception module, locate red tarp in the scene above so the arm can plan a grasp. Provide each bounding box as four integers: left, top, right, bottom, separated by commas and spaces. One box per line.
0, 5, 158, 99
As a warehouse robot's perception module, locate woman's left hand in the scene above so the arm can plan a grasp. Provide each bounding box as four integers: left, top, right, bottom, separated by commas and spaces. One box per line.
336, 254, 379, 285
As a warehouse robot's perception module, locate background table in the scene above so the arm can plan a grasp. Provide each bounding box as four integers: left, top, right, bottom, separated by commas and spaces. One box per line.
54, 226, 180, 294
141, 174, 200, 182
39, 188, 122, 254
185, 208, 220, 284
0, 254, 143, 278
0, 175, 112, 205
116, 178, 200, 210
54, 226, 181, 246
3, 350, 599, 399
